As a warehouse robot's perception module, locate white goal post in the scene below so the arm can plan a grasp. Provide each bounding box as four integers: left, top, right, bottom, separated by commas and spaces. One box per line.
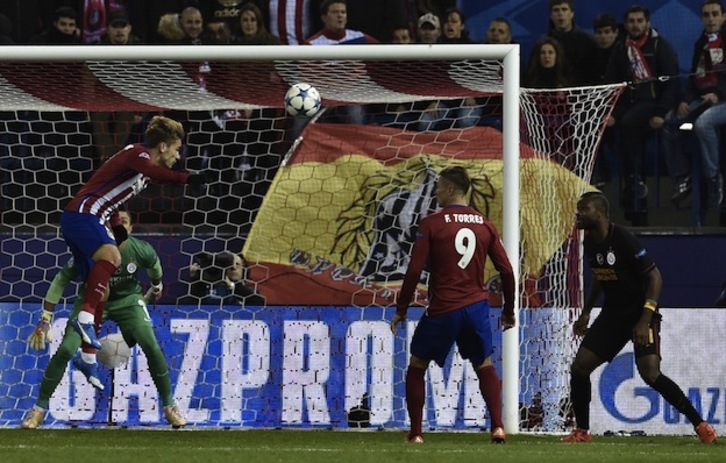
0, 44, 623, 432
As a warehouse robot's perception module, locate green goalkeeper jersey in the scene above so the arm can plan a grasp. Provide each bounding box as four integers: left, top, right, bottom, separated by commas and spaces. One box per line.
46, 236, 163, 310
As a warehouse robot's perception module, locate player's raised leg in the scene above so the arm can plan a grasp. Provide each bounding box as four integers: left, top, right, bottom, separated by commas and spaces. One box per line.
61, 212, 121, 350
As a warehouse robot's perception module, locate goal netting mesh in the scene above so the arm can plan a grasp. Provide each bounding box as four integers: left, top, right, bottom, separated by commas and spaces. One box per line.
0, 46, 622, 431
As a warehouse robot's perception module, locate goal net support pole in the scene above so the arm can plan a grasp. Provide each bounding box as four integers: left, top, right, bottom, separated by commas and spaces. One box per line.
501, 47, 520, 435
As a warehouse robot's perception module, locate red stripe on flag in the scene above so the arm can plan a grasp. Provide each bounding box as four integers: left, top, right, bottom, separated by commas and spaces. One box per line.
248, 262, 515, 307
248, 262, 397, 306
287, 123, 536, 165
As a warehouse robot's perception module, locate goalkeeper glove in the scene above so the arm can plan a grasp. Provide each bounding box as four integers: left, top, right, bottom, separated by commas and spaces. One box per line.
144, 282, 163, 304
27, 310, 53, 351
112, 224, 128, 246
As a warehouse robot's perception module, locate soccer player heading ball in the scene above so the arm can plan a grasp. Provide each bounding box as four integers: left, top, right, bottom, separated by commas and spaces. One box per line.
23, 210, 186, 429
58, 116, 206, 371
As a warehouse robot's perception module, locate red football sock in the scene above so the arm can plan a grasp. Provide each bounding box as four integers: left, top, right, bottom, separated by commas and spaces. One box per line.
406, 366, 426, 438
477, 365, 503, 429
81, 344, 97, 354
81, 260, 117, 316
94, 301, 106, 328
81, 301, 106, 353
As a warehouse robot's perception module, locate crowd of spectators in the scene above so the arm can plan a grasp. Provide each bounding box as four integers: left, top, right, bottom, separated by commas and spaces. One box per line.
1, 0, 725, 227
0, 1, 411, 46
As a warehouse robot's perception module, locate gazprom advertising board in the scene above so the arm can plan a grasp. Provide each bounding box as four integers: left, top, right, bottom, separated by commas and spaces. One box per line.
0, 304, 722, 435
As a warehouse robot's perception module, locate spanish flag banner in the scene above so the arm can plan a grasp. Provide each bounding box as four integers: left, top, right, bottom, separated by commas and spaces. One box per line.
243, 123, 589, 306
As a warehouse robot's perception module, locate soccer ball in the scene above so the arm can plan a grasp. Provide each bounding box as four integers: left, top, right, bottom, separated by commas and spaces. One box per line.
284, 83, 321, 118
97, 333, 131, 368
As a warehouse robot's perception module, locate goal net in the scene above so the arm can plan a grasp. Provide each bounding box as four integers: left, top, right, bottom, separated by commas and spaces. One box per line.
0, 45, 622, 431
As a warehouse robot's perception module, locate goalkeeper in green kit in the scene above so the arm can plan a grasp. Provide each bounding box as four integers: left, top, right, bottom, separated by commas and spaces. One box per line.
22, 210, 185, 429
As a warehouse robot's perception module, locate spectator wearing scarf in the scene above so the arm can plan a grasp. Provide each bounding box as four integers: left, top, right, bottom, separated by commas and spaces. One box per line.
662, 0, 726, 209
603, 5, 679, 226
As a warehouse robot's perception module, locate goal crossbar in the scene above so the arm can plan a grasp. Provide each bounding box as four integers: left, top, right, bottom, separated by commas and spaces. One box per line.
0, 44, 518, 62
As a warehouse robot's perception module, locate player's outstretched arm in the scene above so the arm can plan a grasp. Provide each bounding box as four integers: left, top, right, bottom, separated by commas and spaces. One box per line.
28, 264, 76, 351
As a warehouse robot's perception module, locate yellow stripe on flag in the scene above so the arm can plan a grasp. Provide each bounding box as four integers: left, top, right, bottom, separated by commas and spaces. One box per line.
244, 123, 592, 304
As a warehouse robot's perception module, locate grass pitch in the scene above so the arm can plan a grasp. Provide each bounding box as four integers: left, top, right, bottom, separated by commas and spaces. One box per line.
0, 428, 722, 463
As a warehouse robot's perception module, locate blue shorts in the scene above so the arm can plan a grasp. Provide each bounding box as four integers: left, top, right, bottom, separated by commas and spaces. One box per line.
60, 211, 115, 280
410, 300, 494, 368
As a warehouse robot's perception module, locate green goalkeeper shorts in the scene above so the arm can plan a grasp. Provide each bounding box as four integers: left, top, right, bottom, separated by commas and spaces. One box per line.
69, 295, 155, 348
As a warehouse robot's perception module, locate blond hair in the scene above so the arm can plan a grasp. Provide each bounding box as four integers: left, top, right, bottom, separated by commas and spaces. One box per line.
145, 115, 184, 148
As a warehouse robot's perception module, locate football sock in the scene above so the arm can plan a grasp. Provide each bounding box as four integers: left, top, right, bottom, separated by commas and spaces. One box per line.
36, 341, 78, 409
77, 311, 94, 325
144, 343, 173, 407
95, 302, 106, 326
134, 325, 175, 406
570, 373, 591, 430
476, 365, 503, 429
81, 344, 97, 353
154, 369, 174, 408
80, 260, 117, 317
406, 366, 426, 437
79, 301, 106, 341
650, 374, 703, 426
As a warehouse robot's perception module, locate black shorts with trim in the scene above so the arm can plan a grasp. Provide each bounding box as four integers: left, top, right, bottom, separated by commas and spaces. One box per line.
580, 311, 662, 362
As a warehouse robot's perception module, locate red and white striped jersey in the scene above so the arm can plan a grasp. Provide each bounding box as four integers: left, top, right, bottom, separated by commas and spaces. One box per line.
64, 144, 189, 223
270, 0, 312, 45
